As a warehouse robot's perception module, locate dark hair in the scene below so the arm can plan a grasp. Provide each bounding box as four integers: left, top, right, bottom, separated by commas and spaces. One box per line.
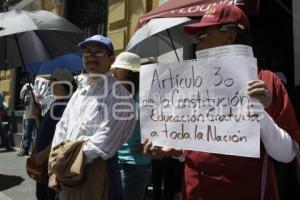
127, 71, 139, 94
64, 80, 77, 94
234, 29, 253, 46
52, 79, 77, 95
214, 24, 252, 46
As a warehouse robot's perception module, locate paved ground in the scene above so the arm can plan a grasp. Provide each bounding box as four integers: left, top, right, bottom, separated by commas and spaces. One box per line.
0, 147, 160, 200
0, 148, 35, 200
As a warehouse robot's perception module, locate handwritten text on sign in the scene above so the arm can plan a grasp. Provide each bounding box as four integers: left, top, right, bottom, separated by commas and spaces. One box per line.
140, 50, 260, 157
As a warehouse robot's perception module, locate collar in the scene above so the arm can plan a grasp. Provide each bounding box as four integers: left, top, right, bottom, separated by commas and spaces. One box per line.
78, 72, 113, 94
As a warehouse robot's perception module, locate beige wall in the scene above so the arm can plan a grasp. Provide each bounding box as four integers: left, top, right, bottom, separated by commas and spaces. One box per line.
42, 0, 64, 16
2, 0, 159, 108
25, 0, 64, 15
0, 70, 15, 108
108, 0, 159, 55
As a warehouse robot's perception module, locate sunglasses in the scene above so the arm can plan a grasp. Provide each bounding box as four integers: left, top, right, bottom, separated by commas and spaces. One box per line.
82, 49, 108, 58
194, 24, 239, 41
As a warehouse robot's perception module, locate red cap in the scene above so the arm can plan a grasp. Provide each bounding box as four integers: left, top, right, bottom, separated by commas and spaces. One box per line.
184, 4, 249, 35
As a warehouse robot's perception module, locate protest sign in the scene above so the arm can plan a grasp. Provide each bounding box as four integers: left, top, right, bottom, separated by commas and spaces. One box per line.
140, 45, 261, 157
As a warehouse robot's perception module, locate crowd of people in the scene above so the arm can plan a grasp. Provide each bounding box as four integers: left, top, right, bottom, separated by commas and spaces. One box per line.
1, 3, 299, 200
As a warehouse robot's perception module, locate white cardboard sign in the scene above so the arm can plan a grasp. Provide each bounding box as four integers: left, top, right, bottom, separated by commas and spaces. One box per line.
140, 45, 261, 158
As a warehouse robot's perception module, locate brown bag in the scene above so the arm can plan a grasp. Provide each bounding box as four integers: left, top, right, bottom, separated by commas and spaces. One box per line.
26, 150, 48, 183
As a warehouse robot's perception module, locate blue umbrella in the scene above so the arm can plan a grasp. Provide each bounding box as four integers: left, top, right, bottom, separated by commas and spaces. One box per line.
26, 52, 83, 74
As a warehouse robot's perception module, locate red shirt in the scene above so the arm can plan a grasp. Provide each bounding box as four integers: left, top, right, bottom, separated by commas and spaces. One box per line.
182, 70, 300, 200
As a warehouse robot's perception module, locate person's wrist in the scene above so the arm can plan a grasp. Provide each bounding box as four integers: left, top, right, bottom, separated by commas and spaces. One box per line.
170, 149, 183, 157
162, 148, 183, 157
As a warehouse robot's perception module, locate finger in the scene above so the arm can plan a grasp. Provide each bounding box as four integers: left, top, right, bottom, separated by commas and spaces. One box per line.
247, 80, 258, 87
247, 80, 264, 88
248, 87, 271, 97
143, 141, 153, 154
150, 145, 159, 151
247, 81, 270, 96
142, 138, 149, 145
247, 87, 266, 96
247, 80, 265, 90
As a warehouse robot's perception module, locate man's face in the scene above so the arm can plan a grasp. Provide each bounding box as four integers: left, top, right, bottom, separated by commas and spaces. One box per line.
50, 81, 64, 96
111, 68, 131, 81
82, 43, 115, 75
193, 25, 236, 51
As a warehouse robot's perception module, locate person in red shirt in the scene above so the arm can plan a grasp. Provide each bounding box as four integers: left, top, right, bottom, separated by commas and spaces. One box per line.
143, 4, 300, 200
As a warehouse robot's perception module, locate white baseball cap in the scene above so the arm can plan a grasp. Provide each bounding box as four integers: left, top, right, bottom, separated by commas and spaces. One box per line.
111, 52, 141, 72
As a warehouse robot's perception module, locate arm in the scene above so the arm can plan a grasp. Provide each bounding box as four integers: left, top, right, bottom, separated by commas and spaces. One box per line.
20, 84, 30, 100
20, 83, 35, 100
259, 70, 300, 143
248, 73, 300, 162
34, 144, 51, 165
51, 93, 76, 148
261, 111, 295, 163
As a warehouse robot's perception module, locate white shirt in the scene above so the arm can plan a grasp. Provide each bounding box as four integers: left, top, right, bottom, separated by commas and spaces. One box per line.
261, 111, 297, 163
52, 73, 136, 162
20, 83, 38, 119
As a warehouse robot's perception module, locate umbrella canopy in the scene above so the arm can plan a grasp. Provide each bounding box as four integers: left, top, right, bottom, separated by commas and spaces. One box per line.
0, 9, 83, 70
138, 0, 259, 26
127, 17, 194, 62
26, 53, 83, 75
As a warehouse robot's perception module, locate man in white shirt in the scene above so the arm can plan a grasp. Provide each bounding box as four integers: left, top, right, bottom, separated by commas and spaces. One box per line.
51, 35, 136, 200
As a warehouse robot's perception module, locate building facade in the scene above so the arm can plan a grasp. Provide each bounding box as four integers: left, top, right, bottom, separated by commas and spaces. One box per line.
1, 0, 158, 110
2, 0, 297, 110
107, 0, 159, 54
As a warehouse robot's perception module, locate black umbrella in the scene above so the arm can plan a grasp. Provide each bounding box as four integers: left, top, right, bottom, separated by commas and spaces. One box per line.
0, 9, 83, 103
0, 9, 83, 70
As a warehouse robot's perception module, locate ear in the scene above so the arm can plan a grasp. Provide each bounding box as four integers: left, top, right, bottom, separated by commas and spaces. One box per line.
110, 55, 115, 64
224, 29, 238, 45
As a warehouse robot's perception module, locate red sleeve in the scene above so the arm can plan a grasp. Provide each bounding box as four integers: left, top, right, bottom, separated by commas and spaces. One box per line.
259, 70, 300, 143
182, 154, 201, 200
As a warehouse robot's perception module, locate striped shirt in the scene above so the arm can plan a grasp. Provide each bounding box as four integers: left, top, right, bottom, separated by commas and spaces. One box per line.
52, 72, 136, 161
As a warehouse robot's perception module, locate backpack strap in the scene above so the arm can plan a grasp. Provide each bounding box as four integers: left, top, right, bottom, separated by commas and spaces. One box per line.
261, 153, 268, 200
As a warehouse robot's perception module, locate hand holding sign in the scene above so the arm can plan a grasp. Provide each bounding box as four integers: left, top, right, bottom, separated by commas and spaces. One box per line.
142, 139, 183, 159
247, 80, 272, 109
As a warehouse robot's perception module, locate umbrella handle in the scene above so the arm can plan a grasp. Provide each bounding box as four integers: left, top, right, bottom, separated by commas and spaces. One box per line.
167, 29, 180, 62
14, 35, 38, 105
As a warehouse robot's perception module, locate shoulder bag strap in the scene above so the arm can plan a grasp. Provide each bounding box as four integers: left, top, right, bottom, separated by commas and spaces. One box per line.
261, 153, 268, 200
